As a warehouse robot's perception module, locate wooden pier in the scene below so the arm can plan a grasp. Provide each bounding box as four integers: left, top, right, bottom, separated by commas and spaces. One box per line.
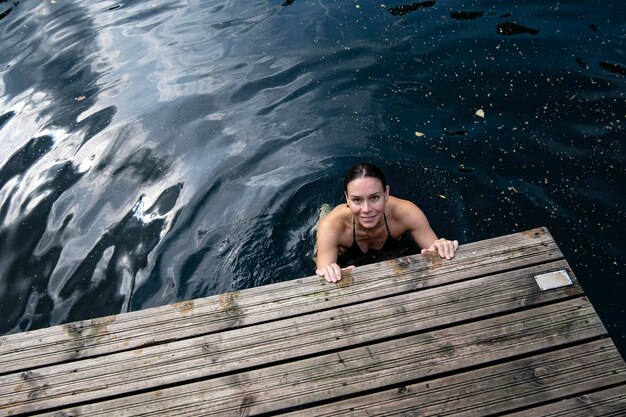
1, 227, 625, 416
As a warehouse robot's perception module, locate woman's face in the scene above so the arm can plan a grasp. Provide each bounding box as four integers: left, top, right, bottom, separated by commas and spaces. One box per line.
345, 177, 389, 229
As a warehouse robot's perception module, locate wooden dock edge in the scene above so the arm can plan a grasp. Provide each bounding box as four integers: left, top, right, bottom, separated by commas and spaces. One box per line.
0, 227, 561, 374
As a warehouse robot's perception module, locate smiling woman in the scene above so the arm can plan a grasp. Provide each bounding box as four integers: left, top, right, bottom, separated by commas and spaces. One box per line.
315, 163, 459, 283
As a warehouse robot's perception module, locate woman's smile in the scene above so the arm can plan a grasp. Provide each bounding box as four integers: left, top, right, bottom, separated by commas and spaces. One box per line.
360, 214, 378, 222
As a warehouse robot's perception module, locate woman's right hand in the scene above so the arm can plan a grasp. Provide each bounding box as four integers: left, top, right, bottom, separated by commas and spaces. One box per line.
315, 263, 354, 283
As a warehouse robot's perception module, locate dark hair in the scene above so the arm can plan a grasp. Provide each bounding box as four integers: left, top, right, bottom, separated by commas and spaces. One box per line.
344, 163, 387, 191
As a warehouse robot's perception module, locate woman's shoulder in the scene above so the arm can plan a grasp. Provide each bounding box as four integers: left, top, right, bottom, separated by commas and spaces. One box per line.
317, 204, 353, 249
388, 195, 420, 215
319, 204, 352, 232
387, 196, 426, 231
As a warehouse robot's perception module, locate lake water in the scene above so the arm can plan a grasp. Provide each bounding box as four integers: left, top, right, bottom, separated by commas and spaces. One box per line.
0, 0, 624, 355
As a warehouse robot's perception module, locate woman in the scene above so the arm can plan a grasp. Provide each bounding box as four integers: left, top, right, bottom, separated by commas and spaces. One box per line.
316, 163, 459, 283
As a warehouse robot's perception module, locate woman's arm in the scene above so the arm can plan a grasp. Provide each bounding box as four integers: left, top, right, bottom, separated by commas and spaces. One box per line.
396, 199, 459, 259
315, 213, 352, 282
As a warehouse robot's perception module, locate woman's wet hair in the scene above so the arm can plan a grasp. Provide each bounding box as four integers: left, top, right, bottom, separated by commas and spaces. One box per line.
344, 163, 387, 191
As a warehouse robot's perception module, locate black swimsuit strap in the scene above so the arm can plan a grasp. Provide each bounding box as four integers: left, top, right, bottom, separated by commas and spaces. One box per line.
383, 213, 391, 236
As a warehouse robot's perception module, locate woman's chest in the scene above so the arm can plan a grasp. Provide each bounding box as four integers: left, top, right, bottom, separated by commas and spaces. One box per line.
341, 230, 388, 253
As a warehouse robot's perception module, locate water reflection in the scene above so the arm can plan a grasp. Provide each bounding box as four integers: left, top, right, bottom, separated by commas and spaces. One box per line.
0, 8, 12, 23
0, 1, 109, 331
496, 22, 540, 36
600, 61, 626, 76
450, 11, 494, 21
387, 1, 436, 17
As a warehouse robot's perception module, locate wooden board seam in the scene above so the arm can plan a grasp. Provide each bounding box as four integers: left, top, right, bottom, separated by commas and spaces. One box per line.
489, 380, 626, 417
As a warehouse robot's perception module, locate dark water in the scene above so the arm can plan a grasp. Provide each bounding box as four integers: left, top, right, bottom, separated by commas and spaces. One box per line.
0, 0, 624, 354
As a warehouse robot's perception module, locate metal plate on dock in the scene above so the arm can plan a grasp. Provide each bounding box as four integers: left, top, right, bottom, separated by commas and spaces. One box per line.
534, 270, 573, 290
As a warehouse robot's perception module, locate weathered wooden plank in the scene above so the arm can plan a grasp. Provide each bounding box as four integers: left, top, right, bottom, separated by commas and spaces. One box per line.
0, 227, 561, 373
33, 298, 605, 416
280, 339, 626, 416
507, 384, 626, 417
0, 260, 582, 414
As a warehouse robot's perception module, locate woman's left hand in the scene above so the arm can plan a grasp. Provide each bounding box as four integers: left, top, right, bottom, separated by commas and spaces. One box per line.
421, 238, 459, 259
